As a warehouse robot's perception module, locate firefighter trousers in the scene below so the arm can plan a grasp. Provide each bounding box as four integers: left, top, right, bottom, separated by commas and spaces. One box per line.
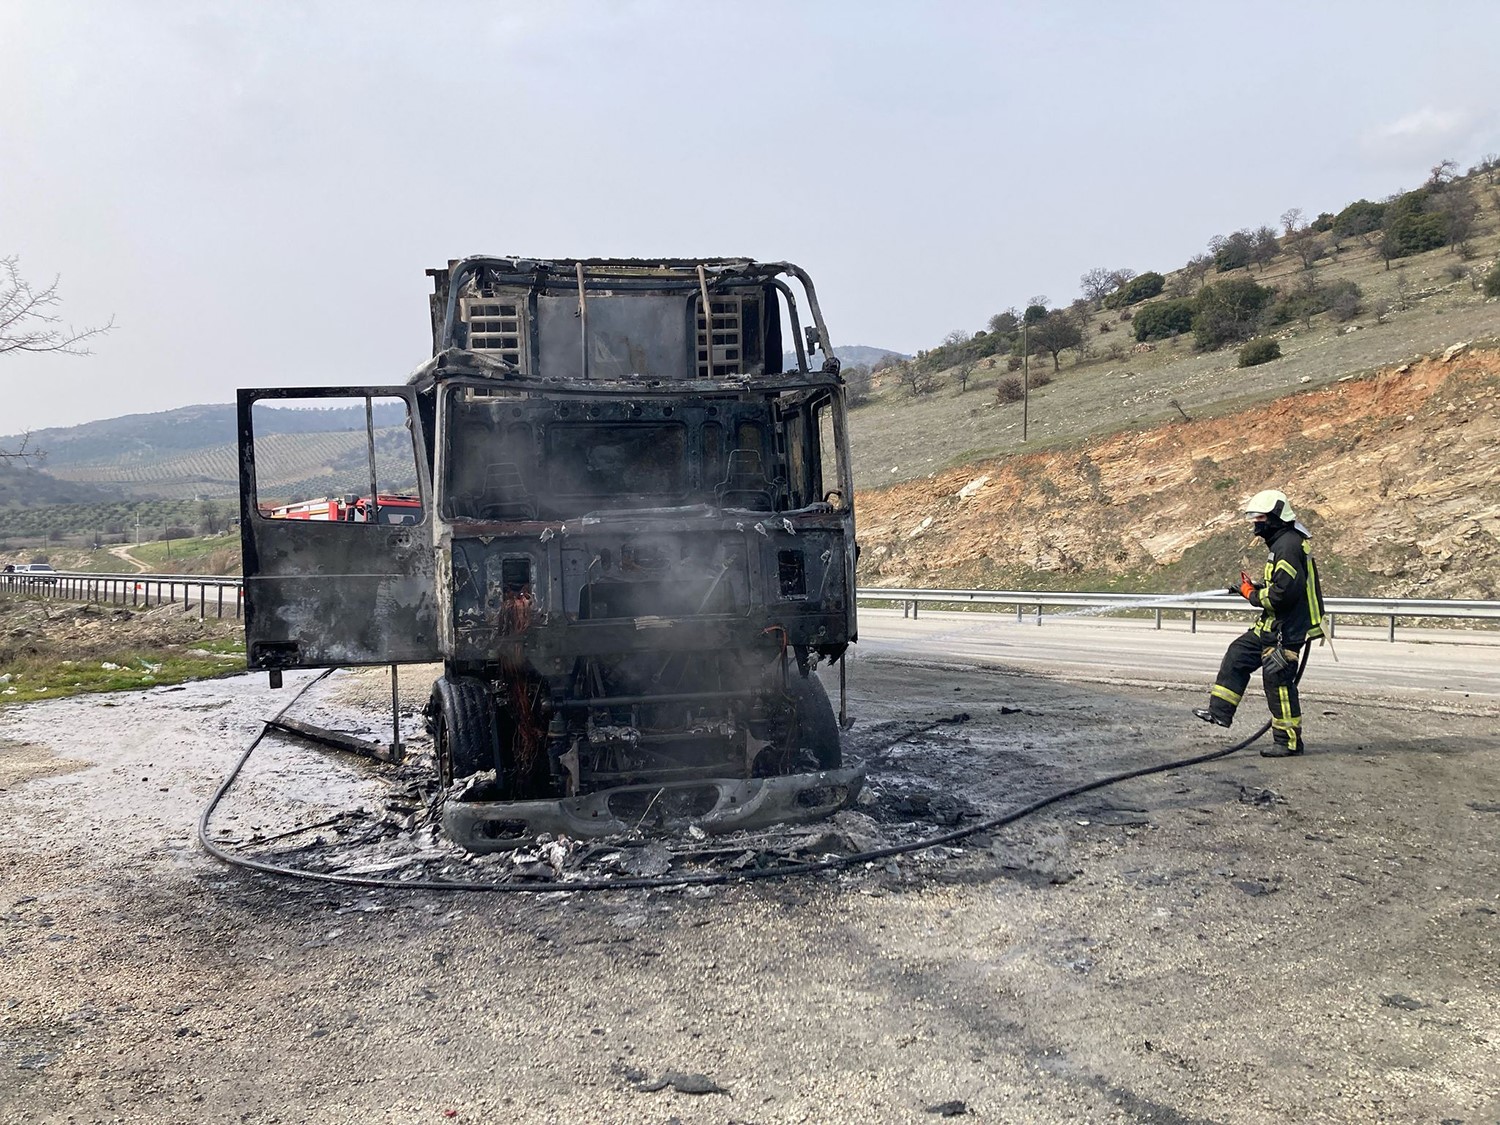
1206, 630, 1303, 751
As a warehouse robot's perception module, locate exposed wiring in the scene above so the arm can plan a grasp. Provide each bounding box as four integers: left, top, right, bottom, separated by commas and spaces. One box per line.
198, 644, 1311, 894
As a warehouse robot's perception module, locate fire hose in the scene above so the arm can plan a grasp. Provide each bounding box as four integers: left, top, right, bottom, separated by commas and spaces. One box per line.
198, 642, 1313, 893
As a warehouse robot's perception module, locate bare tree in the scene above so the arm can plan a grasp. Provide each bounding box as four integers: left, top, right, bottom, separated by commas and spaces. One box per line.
2, 257, 114, 463
1182, 253, 1213, 290
1393, 270, 1412, 310
1250, 225, 1280, 272
0, 431, 42, 464
1, 256, 113, 357
1289, 232, 1326, 270
894, 360, 936, 396
941, 328, 971, 349
1280, 207, 1304, 237
1434, 184, 1480, 256
1427, 158, 1459, 188
1079, 267, 1122, 307
955, 360, 976, 392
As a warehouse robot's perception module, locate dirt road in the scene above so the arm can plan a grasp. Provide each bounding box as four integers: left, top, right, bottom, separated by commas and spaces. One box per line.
106, 544, 148, 573
1, 635, 1497, 1124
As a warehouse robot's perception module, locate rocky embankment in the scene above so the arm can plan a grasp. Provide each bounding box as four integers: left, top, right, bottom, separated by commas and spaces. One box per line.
855, 346, 1500, 599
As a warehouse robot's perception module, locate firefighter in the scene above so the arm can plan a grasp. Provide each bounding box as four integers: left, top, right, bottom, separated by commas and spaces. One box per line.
1194, 490, 1326, 757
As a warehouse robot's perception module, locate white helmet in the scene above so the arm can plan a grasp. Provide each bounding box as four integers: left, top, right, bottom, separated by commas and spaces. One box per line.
1243, 489, 1295, 522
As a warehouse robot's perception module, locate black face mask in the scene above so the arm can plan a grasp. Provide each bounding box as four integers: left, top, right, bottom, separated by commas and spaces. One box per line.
1252, 501, 1287, 541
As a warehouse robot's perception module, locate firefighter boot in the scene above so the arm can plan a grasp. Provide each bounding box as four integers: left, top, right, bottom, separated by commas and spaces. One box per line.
1192, 708, 1232, 728
1261, 722, 1306, 757
1260, 740, 1306, 758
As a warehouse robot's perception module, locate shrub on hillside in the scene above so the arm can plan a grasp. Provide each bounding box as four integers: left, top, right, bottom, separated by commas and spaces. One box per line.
1237, 338, 1282, 367
1380, 211, 1449, 260
1332, 199, 1385, 237
1213, 232, 1253, 272
1484, 261, 1500, 297
1103, 271, 1165, 308
1383, 189, 1429, 224
1271, 278, 1363, 327
1192, 278, 1275, 350
843, 364, 873, 407
1310, 212, 1336, 232
1029, 370, 1052, 388
1133, 299, 1196, 341
996, 377, 1024, 402
1326, 280, 1363, 322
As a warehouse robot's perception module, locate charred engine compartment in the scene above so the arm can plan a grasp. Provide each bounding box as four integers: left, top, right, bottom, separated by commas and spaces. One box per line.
238, 257, 861, 847
441, 520, 847, 797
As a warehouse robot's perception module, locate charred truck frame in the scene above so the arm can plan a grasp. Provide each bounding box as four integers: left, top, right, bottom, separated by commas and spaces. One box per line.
238, 257, 861, 847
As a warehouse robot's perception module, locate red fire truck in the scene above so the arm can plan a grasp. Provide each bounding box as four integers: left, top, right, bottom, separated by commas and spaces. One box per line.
264, 494, 423, 525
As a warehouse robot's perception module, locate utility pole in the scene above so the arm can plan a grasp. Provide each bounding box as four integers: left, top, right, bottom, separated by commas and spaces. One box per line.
1021, 321, 1030, 443
135, 512, 141, 547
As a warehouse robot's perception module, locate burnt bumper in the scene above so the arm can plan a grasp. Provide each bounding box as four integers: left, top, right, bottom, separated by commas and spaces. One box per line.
442, 767, 865, 850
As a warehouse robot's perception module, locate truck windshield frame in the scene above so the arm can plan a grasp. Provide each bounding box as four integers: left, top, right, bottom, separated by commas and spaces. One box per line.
436, 381, 845, 522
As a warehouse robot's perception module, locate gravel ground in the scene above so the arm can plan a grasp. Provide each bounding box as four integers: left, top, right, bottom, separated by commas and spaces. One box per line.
1, 654, 1497, 1125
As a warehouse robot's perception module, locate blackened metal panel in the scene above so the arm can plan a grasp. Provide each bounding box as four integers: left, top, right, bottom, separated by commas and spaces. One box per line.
536, 293, 692, 379
237, 386, 441, 669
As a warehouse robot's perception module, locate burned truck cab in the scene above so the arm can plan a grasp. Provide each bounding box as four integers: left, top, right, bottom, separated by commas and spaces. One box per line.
238, 257, 860, 846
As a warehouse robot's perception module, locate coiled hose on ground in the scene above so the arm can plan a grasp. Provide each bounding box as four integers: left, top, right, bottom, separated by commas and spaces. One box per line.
198, 643, 1312, 893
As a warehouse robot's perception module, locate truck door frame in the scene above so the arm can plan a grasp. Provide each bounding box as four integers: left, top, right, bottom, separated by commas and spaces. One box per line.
237, 385, 441, 670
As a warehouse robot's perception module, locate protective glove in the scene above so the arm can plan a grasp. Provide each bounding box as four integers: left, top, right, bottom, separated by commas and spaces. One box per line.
1238, 571, 1262, 601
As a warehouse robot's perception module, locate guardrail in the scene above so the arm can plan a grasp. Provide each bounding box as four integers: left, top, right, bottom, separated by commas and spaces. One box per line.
5, 573, 1496, 640
856, 587, 1500, 642
1, 570, 244, 619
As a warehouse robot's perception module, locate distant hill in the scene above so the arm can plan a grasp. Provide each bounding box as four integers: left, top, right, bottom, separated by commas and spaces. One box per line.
783, 345, 907, 371
0, 400, 410, 503
0, 460, 124, 510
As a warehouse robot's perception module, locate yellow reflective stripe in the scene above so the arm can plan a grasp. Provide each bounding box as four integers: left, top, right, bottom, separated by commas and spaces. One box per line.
1305, 555, 1323, 627
1211, 684, 1242, 705
1258, 586, 1272, 609
1274, 559, 1298, 578
1276, 686, 1296, 722
1272, 714, 1301, 750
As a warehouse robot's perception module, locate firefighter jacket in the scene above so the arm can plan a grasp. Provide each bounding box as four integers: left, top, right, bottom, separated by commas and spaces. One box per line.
1251, 525, 1326, 647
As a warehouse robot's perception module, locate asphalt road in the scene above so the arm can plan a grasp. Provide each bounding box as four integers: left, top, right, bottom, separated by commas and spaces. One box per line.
852, 607, 1500, 708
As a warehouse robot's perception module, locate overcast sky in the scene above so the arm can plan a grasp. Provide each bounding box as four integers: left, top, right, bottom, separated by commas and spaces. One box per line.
3, 0, 1498, 432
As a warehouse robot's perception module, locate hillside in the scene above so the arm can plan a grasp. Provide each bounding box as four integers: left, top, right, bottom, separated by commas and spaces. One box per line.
0, 461, 124, 509
1, 400, 409, 501
783, 344, 907, 371
855, 345, 1500, 601
845, 166, 1500, 490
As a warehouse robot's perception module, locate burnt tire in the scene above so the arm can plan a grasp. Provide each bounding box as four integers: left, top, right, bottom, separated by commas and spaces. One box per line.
429, 676, 500, 787
788, 673, 842, 770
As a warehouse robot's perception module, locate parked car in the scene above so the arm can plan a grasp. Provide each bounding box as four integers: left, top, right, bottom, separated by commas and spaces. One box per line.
9, 563, 59, 585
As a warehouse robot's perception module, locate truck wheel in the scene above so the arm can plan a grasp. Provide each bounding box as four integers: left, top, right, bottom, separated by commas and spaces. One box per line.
429, 676, 500, 787
788, 673, 842, 770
